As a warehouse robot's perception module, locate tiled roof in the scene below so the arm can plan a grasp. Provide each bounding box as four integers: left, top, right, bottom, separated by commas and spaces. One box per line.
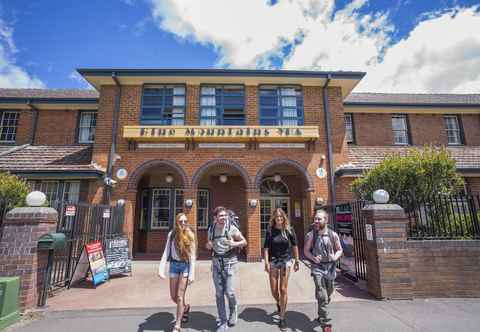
337, 146, 480, 175
0, 145, 101, 173
0, 89, 98, 99
345, 93, 480, 106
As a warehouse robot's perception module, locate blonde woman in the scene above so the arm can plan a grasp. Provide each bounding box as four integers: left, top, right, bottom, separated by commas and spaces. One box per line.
159, 213, 196, 332
263, 208, 300, 331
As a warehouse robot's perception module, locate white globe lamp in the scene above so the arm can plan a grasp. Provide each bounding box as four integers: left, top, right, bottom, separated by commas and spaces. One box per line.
26, 191, 46, 207
165, 174, 174, 183
219, 174, 228, 183
116, 168, 128, 180
373, 189, 390, 204
273, 173, 282, 182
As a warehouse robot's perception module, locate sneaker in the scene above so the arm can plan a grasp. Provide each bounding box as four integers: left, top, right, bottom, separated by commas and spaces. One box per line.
279, 319, 287, 331
323, 324, 333, 332
216, 323, 228, 332
228, 308, 238, 327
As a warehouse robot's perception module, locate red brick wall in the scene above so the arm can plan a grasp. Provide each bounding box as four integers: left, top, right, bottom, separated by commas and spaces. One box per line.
461, 114, 480, 145
16, 110, 34, 144
352, 113, 393, 145
35, 110, 78, 145
409, 114, 447, 145
466, 177, 480, 194
336, 177, 355, 203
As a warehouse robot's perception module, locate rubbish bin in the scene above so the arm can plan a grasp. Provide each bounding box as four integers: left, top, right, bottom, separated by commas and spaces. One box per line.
0, 277, 20, 330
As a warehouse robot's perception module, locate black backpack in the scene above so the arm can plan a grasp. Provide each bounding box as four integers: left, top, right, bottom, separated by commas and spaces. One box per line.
307, 226, 335, 264
207, 210, 241, 258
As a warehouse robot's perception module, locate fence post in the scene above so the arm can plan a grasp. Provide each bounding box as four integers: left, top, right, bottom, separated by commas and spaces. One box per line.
361, 201, 413, 299
0, 206, 58, 311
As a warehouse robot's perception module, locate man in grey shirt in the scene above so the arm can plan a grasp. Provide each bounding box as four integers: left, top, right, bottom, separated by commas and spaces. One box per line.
206, 206, 247, 332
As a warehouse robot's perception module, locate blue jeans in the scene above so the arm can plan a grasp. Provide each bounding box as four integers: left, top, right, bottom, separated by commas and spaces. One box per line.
212, 259, 237, 324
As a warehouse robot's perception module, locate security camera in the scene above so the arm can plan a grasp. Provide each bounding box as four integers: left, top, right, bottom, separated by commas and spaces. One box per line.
104, 177, 117, 186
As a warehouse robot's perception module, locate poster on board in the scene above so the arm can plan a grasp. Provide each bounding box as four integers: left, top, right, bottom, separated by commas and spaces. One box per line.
105, 236, 132, 276
70, 241, 109, 288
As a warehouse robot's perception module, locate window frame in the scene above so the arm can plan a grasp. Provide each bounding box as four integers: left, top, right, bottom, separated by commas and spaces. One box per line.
150, 188, 172, 230
444, 114, 464, 146
76, 111, 97, 144
199, 84, 245, 126
140, 84, 187, 125
258, 85, 304, 126
196, 189, 210, 229
0, 111, 20, 144
391, 114, 411, 145
344, 113, 356, 144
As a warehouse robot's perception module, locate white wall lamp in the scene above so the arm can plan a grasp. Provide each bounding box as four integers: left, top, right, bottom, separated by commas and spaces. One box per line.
249, 199, 258, 208
219, 174, 228, 183
273, 173, 282, 182
185, 199, 193, 208
165, 174, 174, 184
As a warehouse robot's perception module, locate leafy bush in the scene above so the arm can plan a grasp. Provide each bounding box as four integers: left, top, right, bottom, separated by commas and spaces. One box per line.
0, 172, 30, 213
350, 146, 464, 203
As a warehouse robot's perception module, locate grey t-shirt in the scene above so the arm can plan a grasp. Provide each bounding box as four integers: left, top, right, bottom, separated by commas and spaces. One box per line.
210, 222, 241, 256
307, 228, 339, 280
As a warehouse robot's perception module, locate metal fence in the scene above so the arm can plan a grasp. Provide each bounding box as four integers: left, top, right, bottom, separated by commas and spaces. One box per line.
46, 201, 125, 291
350, 200, 368, 281
397, 193, 480, 240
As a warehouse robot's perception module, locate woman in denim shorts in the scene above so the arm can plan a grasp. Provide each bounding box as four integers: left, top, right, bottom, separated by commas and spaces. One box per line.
263, 208, 300, 331
159, 213, 196, 332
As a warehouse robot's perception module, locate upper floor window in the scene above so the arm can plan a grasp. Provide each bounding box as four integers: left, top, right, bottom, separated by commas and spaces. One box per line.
444, 115, 463, 145
392, 114, 409, 145
78, 112, 97, 143
259, 86, 303, 126
0, 111, 19, 143
200, 85, 245, 125
344, 113, 355, 144
141, 85, 185, 125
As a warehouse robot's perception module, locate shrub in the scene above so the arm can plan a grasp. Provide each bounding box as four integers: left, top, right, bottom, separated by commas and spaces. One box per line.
0, 172, 30, 213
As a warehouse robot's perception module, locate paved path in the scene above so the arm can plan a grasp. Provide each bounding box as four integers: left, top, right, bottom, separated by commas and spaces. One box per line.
45, 261, 370, 311
8, 299, 480, 332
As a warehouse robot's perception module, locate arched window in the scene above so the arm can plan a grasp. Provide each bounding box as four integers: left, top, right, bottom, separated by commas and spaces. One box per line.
260, 178, 289, 196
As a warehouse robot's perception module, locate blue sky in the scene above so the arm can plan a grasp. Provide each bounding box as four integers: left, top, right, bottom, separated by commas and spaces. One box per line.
0, 0, 479, 93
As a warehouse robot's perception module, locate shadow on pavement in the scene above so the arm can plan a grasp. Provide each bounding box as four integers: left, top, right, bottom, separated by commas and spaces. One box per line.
239, 307, 277, 326
284, 311, 318, 332
137, 312, 175, 332
334, 275, 373, 300
183, 311, 217, 331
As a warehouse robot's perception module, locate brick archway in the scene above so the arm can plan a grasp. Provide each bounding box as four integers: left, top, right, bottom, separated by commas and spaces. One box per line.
254, 158, 315, 192
127, 159, 189, 191
191, 159, 252, 189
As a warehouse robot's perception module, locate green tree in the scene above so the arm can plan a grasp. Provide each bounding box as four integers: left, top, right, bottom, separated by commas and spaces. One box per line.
350, 146, 464, 203
0, 172, 30, 213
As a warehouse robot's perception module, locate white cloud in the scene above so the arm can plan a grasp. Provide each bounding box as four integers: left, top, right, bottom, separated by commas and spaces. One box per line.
148, 0, 480, 93
0, 19, 45, 89
68, 71, 93, 90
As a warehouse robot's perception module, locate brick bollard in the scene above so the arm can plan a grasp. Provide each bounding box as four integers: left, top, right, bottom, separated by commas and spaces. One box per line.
0, 207, 58, 311
361, 203, 413, 299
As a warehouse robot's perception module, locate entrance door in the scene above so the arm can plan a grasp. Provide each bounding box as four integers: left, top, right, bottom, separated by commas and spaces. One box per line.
260, 178, 291, 242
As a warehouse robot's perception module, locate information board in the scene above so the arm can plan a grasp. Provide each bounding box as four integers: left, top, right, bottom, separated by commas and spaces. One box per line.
105, 237, 132, 276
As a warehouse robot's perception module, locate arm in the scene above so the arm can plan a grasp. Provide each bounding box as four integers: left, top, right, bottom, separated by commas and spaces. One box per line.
188, 233, 196, 283
330, 233, 343, 262
303, 232, 320, 264
263, 248, 270, 273
158, 232, 171, 279
230, 231, 247, 248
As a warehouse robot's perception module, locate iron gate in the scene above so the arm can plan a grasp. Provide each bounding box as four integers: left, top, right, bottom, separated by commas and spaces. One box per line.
46, 201, 125, 292
350, 200, 368, 281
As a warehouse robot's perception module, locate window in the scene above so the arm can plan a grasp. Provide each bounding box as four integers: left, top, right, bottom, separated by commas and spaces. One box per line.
0, 111, 19, 143
63, 181, 80, 203
28, 180, 81, 204
78, 112, 97, 143
151, 189, 171, 229
174, 189, 184, 218
444, 115, 463, 145
392, 114, 409, 145
344, 113, 355, 144
197, 189, 209, 229
259, 86, 303, 126
200, 85, 244, 125
141, 85, 185, 125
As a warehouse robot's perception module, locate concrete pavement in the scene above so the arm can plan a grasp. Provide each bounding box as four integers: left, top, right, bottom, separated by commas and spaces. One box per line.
7, 298, 480, 332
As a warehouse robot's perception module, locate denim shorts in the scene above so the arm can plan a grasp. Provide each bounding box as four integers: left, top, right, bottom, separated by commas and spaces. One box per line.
169, 260, 189, 278
270, 258, 293, 270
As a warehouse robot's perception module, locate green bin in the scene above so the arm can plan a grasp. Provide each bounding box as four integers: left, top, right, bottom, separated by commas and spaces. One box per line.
0, 277, 20, 330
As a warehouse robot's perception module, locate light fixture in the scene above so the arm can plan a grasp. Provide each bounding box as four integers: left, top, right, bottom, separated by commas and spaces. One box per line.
165, 174, 174, 183
185, 199, 193, 207
26, 191, 46, 207
117, 199, 126, 206
249, 199, 258, 208
373, 189, 389, 204
219, 174, 228, 183
315, 197, 324, 206
116, 168, 128, 180
273, 173, 282, 182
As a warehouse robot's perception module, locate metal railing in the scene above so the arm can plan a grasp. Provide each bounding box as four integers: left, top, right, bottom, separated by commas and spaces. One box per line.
397, 193, 480, 240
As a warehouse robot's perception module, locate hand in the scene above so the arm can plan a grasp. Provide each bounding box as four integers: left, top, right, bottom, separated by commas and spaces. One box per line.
312, 256, 321, 264
188, 279, 194, 285
293, 260, 300, 272
329, 253, 337, 262
226, 239, 237, 247
206, 241, 213, 250
264, 263, 270, 273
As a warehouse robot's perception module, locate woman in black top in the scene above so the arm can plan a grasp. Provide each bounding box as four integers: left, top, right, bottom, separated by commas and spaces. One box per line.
264, 208, 300, 331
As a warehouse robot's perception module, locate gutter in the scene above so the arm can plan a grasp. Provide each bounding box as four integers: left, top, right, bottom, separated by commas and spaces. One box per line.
322, 74, 337, 225
103, 72, 122, 203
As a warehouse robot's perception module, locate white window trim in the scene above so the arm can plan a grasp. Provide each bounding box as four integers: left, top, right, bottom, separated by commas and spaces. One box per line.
150, 188, 171, 230
197, 189, 209, 229
0, 111, 19, 143
344, 113, 354, 144
444, 115, 463, 145
392, 115, 409, 145
78, 111, 97, 144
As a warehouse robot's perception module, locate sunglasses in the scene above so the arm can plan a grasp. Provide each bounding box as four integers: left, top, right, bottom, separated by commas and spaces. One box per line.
179, 219, 188, 224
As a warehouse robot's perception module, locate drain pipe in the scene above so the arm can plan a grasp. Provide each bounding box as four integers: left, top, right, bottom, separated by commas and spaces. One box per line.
322, 74, 337, 227
27, 100, 39, 145
103, 72, 122, 204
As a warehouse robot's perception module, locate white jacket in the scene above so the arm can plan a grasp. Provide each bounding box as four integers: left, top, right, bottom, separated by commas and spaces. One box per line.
158, 231, 196, 282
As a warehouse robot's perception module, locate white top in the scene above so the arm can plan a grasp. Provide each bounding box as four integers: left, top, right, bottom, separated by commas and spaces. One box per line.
158, 231, 196, 282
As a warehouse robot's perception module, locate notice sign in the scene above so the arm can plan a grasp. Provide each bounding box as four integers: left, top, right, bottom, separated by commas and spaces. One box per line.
86, 241, 109, 286
105, 237, 132, 276
103, 209, 111, 219
65, 205, 76, 216
365, 224, 374, 241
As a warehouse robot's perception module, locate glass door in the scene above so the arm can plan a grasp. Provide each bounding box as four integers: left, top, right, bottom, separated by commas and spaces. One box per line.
151, 189, 171, 230
260, 197, 290, 241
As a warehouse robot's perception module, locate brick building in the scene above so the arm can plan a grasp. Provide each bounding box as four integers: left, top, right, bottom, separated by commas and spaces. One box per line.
0, 69, 479, 261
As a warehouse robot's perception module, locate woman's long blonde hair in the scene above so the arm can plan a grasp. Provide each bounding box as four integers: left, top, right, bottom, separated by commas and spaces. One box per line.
269, 208, 291, 239
172, 213, 195, 261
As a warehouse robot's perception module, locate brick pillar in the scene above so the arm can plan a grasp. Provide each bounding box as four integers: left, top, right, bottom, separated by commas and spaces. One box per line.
362, 203, 413, 299
0, 207, 57, 311
245, 189, 261, 262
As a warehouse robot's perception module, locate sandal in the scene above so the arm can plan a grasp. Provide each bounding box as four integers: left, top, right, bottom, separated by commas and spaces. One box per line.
182, 304, 190, 323
172, 326, 181, 332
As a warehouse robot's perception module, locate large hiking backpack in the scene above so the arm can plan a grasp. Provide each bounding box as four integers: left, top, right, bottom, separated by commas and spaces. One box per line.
208, 209, 241, 258
307, 226, 335, 264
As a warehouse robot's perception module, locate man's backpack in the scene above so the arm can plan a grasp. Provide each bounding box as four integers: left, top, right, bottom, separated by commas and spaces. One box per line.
207, 209, 241, 257
307, 226, 335, 264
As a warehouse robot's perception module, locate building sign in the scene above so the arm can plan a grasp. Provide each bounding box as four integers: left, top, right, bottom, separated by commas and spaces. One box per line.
123, 125, 319, 142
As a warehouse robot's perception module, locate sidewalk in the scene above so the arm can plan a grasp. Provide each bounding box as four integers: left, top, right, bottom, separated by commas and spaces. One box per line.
45, 260, 370, 311
8, 298, 480, 332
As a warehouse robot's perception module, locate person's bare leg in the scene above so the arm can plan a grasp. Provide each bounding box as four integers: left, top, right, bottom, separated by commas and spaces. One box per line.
170, 276, 179, 304
279, 267, 291, 320
174, 276, 188, 329
269, 267, 280, 306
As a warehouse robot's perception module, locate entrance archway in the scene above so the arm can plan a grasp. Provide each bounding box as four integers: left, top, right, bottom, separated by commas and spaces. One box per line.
260, 178, 290, 240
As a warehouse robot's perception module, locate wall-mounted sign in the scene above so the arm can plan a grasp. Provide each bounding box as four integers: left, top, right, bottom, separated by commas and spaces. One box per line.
103, 209, 111, 219
123, 125, 319, 142
65, 205, 76, 217
366, 224, 373, 241
315, 167, 326, 178
116, 168, 128, 180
